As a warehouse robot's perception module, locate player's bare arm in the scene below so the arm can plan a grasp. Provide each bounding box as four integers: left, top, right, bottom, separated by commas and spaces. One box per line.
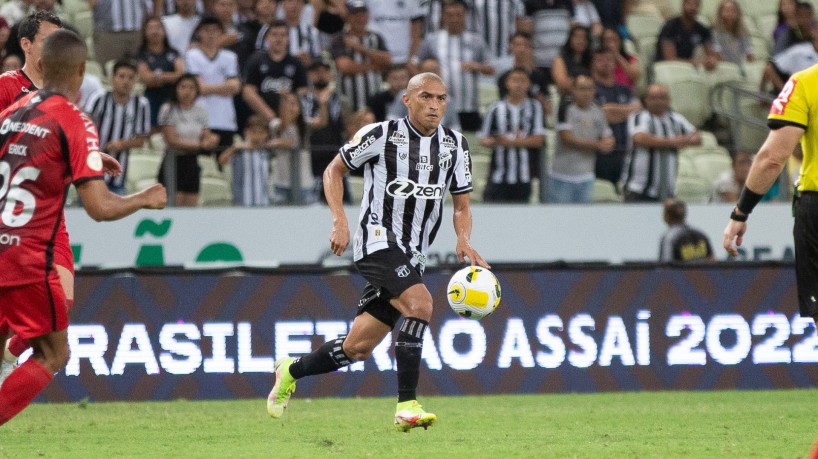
324, 155, 351, 256
452, 193, 489, 268
77, 180, 167, 222
724, 125, 803, 256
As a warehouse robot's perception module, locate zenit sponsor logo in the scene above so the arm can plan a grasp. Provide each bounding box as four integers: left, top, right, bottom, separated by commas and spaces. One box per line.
386, 177, 444, 199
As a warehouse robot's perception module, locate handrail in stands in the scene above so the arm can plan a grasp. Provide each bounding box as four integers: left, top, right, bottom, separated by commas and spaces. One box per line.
709, 81, 790, 200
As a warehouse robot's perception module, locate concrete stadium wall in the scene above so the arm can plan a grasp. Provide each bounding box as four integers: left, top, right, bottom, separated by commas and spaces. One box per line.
34, 263, 818, 403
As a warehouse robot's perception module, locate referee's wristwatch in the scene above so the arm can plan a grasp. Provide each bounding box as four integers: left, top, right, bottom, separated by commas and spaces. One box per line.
730, 207, 748, 222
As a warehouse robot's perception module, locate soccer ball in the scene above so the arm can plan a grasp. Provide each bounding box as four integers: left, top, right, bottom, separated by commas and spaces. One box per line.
446, 266, 501, 320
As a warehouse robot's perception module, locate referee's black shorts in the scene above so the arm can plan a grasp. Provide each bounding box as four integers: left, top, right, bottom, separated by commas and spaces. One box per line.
353, 246, 423, 328
794, 191, 818, 317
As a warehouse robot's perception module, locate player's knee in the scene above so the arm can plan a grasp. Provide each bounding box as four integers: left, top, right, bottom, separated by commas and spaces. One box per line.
400, 288, 433, 320
343, 340, 373, 361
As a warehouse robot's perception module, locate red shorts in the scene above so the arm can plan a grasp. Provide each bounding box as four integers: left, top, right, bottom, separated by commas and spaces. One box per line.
0, 273, 69, 340
53, 219, 74, 275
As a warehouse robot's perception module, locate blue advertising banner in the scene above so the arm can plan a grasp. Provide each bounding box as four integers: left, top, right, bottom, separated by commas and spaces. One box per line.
34, 264, 817, 402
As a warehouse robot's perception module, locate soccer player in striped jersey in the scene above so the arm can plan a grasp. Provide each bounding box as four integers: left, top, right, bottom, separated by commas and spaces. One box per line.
267, 72, 489, 431
0, 29, 166, 426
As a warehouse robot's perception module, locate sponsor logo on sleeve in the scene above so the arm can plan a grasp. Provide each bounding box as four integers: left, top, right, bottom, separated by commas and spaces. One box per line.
347, 134, 376, 159
770, 78, 797, 116
87, 151, 103, 172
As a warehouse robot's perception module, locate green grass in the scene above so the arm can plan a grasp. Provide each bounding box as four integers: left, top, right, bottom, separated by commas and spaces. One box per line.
2, 390, 817, 458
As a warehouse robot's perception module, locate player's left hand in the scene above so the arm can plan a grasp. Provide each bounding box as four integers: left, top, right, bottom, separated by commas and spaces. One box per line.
723, 219, 747, 257
100, 152, 123, 177
457, 238, 490, 269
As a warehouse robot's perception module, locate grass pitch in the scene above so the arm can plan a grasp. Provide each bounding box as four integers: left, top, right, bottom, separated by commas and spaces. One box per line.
1, 390, 816, 458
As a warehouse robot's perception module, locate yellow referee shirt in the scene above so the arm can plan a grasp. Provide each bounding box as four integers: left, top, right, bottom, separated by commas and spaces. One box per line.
768, 64, 818, 192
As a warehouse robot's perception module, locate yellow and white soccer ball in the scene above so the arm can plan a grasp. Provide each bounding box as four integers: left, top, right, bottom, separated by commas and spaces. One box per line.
447, 266, 501, 320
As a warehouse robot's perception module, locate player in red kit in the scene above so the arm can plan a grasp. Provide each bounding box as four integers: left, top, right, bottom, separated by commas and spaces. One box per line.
0, 29, 166, 425
0, 11, 123, 384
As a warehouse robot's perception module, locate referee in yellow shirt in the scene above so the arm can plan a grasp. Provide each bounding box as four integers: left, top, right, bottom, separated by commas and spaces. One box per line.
724, 63, 818, 322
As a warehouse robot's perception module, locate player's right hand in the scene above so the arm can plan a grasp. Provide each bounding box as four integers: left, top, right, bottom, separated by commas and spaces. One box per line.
723, 219, 746, 257
141, 183, 168, 209
329, 222, 349, 256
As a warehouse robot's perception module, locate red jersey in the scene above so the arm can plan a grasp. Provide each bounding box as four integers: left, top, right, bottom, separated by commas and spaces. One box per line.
0, 69, 36, 110
0, 90, 103, 286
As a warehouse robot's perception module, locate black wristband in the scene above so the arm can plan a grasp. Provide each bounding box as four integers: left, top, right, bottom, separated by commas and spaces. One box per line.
730, 208, 748, 222
736, 187, 764, 215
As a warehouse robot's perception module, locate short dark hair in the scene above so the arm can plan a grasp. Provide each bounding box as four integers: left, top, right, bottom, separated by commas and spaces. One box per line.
18, 10, 61, 44
113, 59, 137, 75
171, 73, 201, 103
244, 114, 268, 132
509, 31, 532, 43
664, 199, 687, 224
264, 19, 288, 40
41, 29, 85, 86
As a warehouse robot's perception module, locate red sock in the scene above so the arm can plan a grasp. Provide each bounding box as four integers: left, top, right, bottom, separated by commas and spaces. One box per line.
0, 359, 53, 426
7, 335, 28, 358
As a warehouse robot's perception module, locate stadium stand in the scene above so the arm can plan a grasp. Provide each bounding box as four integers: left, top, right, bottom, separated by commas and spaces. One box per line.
692, 151, 733, 185
125, 152, 162, 194
674, 176, 712, 203
198, 177, 232, 206
592, 179, 622, 203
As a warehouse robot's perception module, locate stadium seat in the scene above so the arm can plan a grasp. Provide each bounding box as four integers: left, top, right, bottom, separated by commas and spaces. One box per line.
636, 35, 658, 93
753, 14, 778, 42
735, 98, 770, 152
626, 13, 664, 42
677, 154, 698, 178
675, 176, 712, 203
198, 156, 224, 179
692, 152, 733, 185
592, 179, 622, 203
126, 153, 162, 193
698, 130, 718, 147
737, 0, 778, 20
701, 62, 743, 97
668, 79, 709, 127
199, 177, 232, 206
85, 60, 104, 81
63, 0, 91, 17
652, 61, 698, 84
72, 10, 93, 40
749, 35, 770, 62
699, 0, 722, 23
741, 59, 767, 86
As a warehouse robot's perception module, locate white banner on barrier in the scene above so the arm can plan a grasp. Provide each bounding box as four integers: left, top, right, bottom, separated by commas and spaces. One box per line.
64, 203, 794, 267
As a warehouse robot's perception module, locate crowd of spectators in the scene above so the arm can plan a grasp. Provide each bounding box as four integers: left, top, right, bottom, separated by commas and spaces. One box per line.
1, 0, 802, 206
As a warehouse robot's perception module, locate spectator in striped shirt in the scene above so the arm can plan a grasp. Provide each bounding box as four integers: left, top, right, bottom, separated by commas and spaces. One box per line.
330, 0, 391, 111
280, 0, 322, 68
417, 0, 493, 131
218, 114, 272, 206
621, 84, 701, 202
87, 60, 152, 195
479, 67, 546, 203
90, 0, 148, 67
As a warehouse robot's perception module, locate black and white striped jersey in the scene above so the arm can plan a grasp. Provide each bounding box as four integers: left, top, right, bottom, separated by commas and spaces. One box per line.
622, 109, 696, 199
86, 91, 151, 188
480, 97, 545, 185
417, 30, 489, 114
339, 118, 473, 265
330, 31, 388, 111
